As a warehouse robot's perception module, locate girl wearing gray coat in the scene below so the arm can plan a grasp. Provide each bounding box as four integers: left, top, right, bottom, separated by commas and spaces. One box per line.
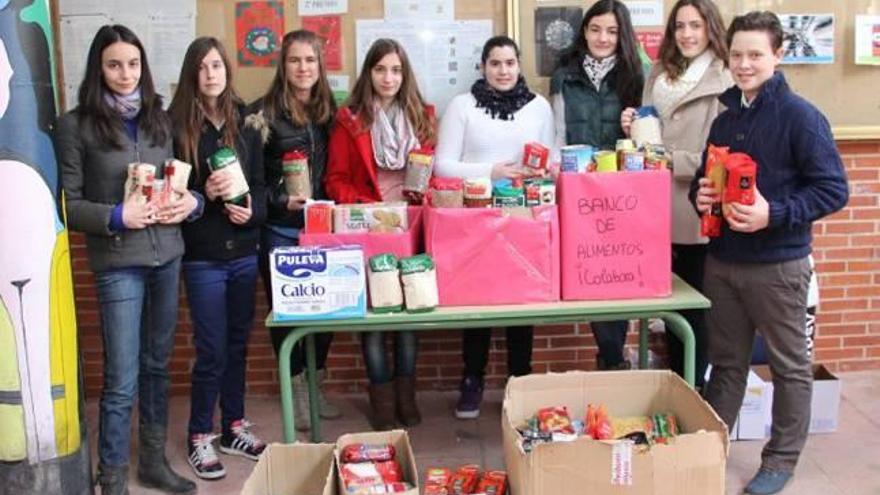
621, 0, 733, 387
56, 25, 198, 495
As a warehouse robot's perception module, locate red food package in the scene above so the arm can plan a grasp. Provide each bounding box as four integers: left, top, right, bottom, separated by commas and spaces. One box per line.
522, 142, 549, 170
304, 201, 334, 234
341, 443, 396, 463
700, 144, 730, 238
475, 470, 507, 495
724, 152, 757, 206
340, 460, 403, 491
424, 467, 452, 495
537, 406, 575, 434
586, 404, 613, 440
449, 465, 480, 495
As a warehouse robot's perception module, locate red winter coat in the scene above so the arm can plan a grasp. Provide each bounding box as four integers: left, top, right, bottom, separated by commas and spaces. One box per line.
324, 105, 436, 204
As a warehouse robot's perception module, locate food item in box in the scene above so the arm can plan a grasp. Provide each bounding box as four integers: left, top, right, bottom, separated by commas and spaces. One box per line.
593, 150, 617, 173
585, 404, 613, 440
429, 177, 464, 208
424, 467, 453, 495
611, 416, 653, 439
333, 203, 408, 233
475, 471, 507, 495
537, 406, 575, 434
700, 144, 729, 238
208, 147, 250, 205
522, 142, 549, 171
304, 200, 334, 234
282, 150, 312, 199
620, 150, 645, 172
367, 254, 404, 313
347, 482, 413, 494
340, 460, 404, 491
630, 106, 663, 147
724, 152, 757, 205
560, 144, 594, 173
124, 163, 157, 205
524, 179, 555, 206
400, 254, 438, 313
492, 183, 525, 208
341, 443, 397, 463
651, 413, 678, 444
463, 177, 493, 208
403, 147, 434, 199
643, 144, 670, 170
615, 138, 636, 169
449, 465, 480, 495
163, 159, 192, 200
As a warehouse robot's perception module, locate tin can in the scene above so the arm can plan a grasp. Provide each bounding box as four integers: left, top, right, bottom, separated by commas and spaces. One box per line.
615, 138, 636, 170
594, 150, 617, 173
209, 147, 250, 205
560, 144, 594, 173
620, 150, 645, 172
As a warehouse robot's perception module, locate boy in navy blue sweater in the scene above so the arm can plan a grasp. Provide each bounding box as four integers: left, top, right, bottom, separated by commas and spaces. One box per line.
689, 12, 848, 495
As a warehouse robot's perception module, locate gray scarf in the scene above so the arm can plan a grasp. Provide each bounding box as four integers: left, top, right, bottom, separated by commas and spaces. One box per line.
103, 87, 142, 120
371, 101, 419, 171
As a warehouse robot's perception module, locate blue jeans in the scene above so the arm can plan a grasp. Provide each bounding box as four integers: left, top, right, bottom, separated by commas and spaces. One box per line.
184, 255, 258, 435
259, 226, 334, 375
94, 258, 181, 467
362, 332, 418, 384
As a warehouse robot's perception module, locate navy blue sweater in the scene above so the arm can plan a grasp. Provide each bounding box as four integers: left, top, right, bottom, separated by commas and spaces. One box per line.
688, 72, 848, 263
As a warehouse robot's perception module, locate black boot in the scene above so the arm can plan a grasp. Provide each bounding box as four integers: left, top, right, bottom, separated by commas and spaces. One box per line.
97, 463, 129, 495
137, 422, 198, 494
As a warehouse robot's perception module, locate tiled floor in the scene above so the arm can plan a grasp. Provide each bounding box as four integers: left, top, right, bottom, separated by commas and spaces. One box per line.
90, 370, 880, 494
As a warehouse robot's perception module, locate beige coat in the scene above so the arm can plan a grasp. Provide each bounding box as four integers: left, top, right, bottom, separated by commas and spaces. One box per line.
643, 57, 733, 245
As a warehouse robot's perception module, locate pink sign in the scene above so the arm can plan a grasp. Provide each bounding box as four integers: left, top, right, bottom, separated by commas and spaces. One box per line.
557, 171, 671, 300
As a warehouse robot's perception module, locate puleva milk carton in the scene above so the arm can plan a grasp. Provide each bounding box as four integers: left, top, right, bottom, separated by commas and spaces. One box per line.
270, 245, 366, 321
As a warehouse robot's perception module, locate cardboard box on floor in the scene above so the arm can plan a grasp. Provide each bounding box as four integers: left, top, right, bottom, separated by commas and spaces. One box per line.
503, 371, 729, 495
335, 429, 419, 495
754, 364, 841, 435
729, 368, 771, 440
241, 443, 336, 495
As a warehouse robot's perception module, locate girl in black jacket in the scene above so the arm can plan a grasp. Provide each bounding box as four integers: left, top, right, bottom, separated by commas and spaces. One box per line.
168, 36, 266, 480
248, 29, 340, 432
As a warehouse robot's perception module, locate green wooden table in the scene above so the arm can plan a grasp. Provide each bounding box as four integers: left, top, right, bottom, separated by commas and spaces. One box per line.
266, 275, 709, 443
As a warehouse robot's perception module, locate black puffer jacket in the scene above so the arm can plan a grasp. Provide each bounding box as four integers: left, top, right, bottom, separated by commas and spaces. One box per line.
247, 100, 332, 229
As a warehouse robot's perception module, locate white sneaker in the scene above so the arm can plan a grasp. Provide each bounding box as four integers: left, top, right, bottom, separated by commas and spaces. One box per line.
187, 433, 226, 480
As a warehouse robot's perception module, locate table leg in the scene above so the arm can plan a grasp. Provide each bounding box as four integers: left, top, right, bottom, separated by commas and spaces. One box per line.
658, 311, 695, 386
639, 319, 649, 369
278, 329, 297, 443
306, 334, 321, 442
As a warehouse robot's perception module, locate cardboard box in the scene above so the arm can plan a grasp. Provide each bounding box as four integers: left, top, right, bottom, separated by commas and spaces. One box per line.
754, 364, 841, 435
241, 443, 336, 495
335, 429, 419, 495
503, 371, 728, 495
731, 368, 771, 440
301, 206, 424, 260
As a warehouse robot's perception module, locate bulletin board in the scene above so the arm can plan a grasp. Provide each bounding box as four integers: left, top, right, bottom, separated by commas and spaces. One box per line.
514, 0, 880, 139
195, 0, 508, 109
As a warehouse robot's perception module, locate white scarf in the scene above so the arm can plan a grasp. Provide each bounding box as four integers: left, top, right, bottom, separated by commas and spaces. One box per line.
582, 54, 617, 91
371, 101, 419, 171
652, 50, 714, 118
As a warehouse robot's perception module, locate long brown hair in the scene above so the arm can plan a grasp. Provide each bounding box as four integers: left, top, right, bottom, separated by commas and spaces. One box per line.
658, 0, 728, 80
168, 37, 241, 169
262, 30, 335, 126
347, 38, 434, 144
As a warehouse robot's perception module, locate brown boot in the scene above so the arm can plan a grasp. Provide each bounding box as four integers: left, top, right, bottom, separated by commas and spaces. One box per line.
368, 382, 396, 431
394, 376, 422, 427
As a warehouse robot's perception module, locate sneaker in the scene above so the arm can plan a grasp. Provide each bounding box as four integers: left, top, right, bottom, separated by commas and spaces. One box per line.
455, 375, 484, 419
219, 419, 266, 461
187, 433, 226, 480
745, 468, 793, 494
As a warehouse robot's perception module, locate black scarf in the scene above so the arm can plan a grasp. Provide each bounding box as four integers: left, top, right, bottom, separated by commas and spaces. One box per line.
470, 76, 536, 121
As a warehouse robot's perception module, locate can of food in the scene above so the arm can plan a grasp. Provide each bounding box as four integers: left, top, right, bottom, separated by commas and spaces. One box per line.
209, 147, 250, 205
282, 150, 312, 199
463, 177, 492, 208
594, 150, 618, 173
620, 150, 645, 171
616, 138, 637, 170
643, 144, 669, 170
560, 144, 594, 173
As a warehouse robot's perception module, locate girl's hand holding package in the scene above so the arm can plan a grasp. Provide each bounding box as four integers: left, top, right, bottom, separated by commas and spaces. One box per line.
205, 171, 233, 202
620, 107, 636, 137
157, 190, 198, 225
491, 161, 545, 181
695, 177, 719, 214
122, 191, 157, 229
286, 193, 308, 211
226, 194, 252, 225
724, 187, 769, 233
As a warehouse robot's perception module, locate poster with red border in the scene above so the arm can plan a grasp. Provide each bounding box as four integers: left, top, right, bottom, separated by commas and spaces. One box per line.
636, 31, 663, 61
303, 15, 343, 71
236, 1, 285, 67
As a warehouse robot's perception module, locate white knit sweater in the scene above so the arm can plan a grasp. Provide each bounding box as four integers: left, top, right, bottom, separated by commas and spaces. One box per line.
434, 92, 555, 179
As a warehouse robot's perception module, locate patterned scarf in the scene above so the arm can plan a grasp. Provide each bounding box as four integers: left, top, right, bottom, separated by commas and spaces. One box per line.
103, 87, 142, 120
470, 76, 536, 121
371, 101, 419, 171
582, 54, 617, 91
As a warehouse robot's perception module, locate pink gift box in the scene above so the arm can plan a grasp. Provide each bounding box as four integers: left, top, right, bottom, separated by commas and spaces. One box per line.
424, 205, 560, 306
557, 171, 671, 300
299, 206, 423, 260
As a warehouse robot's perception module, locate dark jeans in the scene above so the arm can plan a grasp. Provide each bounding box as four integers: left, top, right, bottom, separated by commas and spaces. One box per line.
184, 255, 258, 435
462, 326, 533, 378
259, 226, 333, 375
669, 243, 709, 387
590, 321, 629, 367
362, 332, 418, 384
94, 258, 181, 467
703, 255, 812, 472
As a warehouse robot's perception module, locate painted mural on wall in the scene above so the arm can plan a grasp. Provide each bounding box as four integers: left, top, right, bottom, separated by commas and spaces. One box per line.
0, 0, 81, 469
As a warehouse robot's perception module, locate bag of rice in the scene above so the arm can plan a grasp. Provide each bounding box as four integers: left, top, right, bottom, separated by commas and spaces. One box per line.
368, 253, 404, 313
399, 254, 439, 313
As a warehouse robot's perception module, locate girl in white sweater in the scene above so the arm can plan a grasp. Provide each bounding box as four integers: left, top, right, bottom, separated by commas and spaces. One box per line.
434, 36, 554, 420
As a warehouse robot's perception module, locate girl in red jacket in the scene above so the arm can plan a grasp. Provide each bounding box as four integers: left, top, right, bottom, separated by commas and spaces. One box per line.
324, 38, 436, 430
